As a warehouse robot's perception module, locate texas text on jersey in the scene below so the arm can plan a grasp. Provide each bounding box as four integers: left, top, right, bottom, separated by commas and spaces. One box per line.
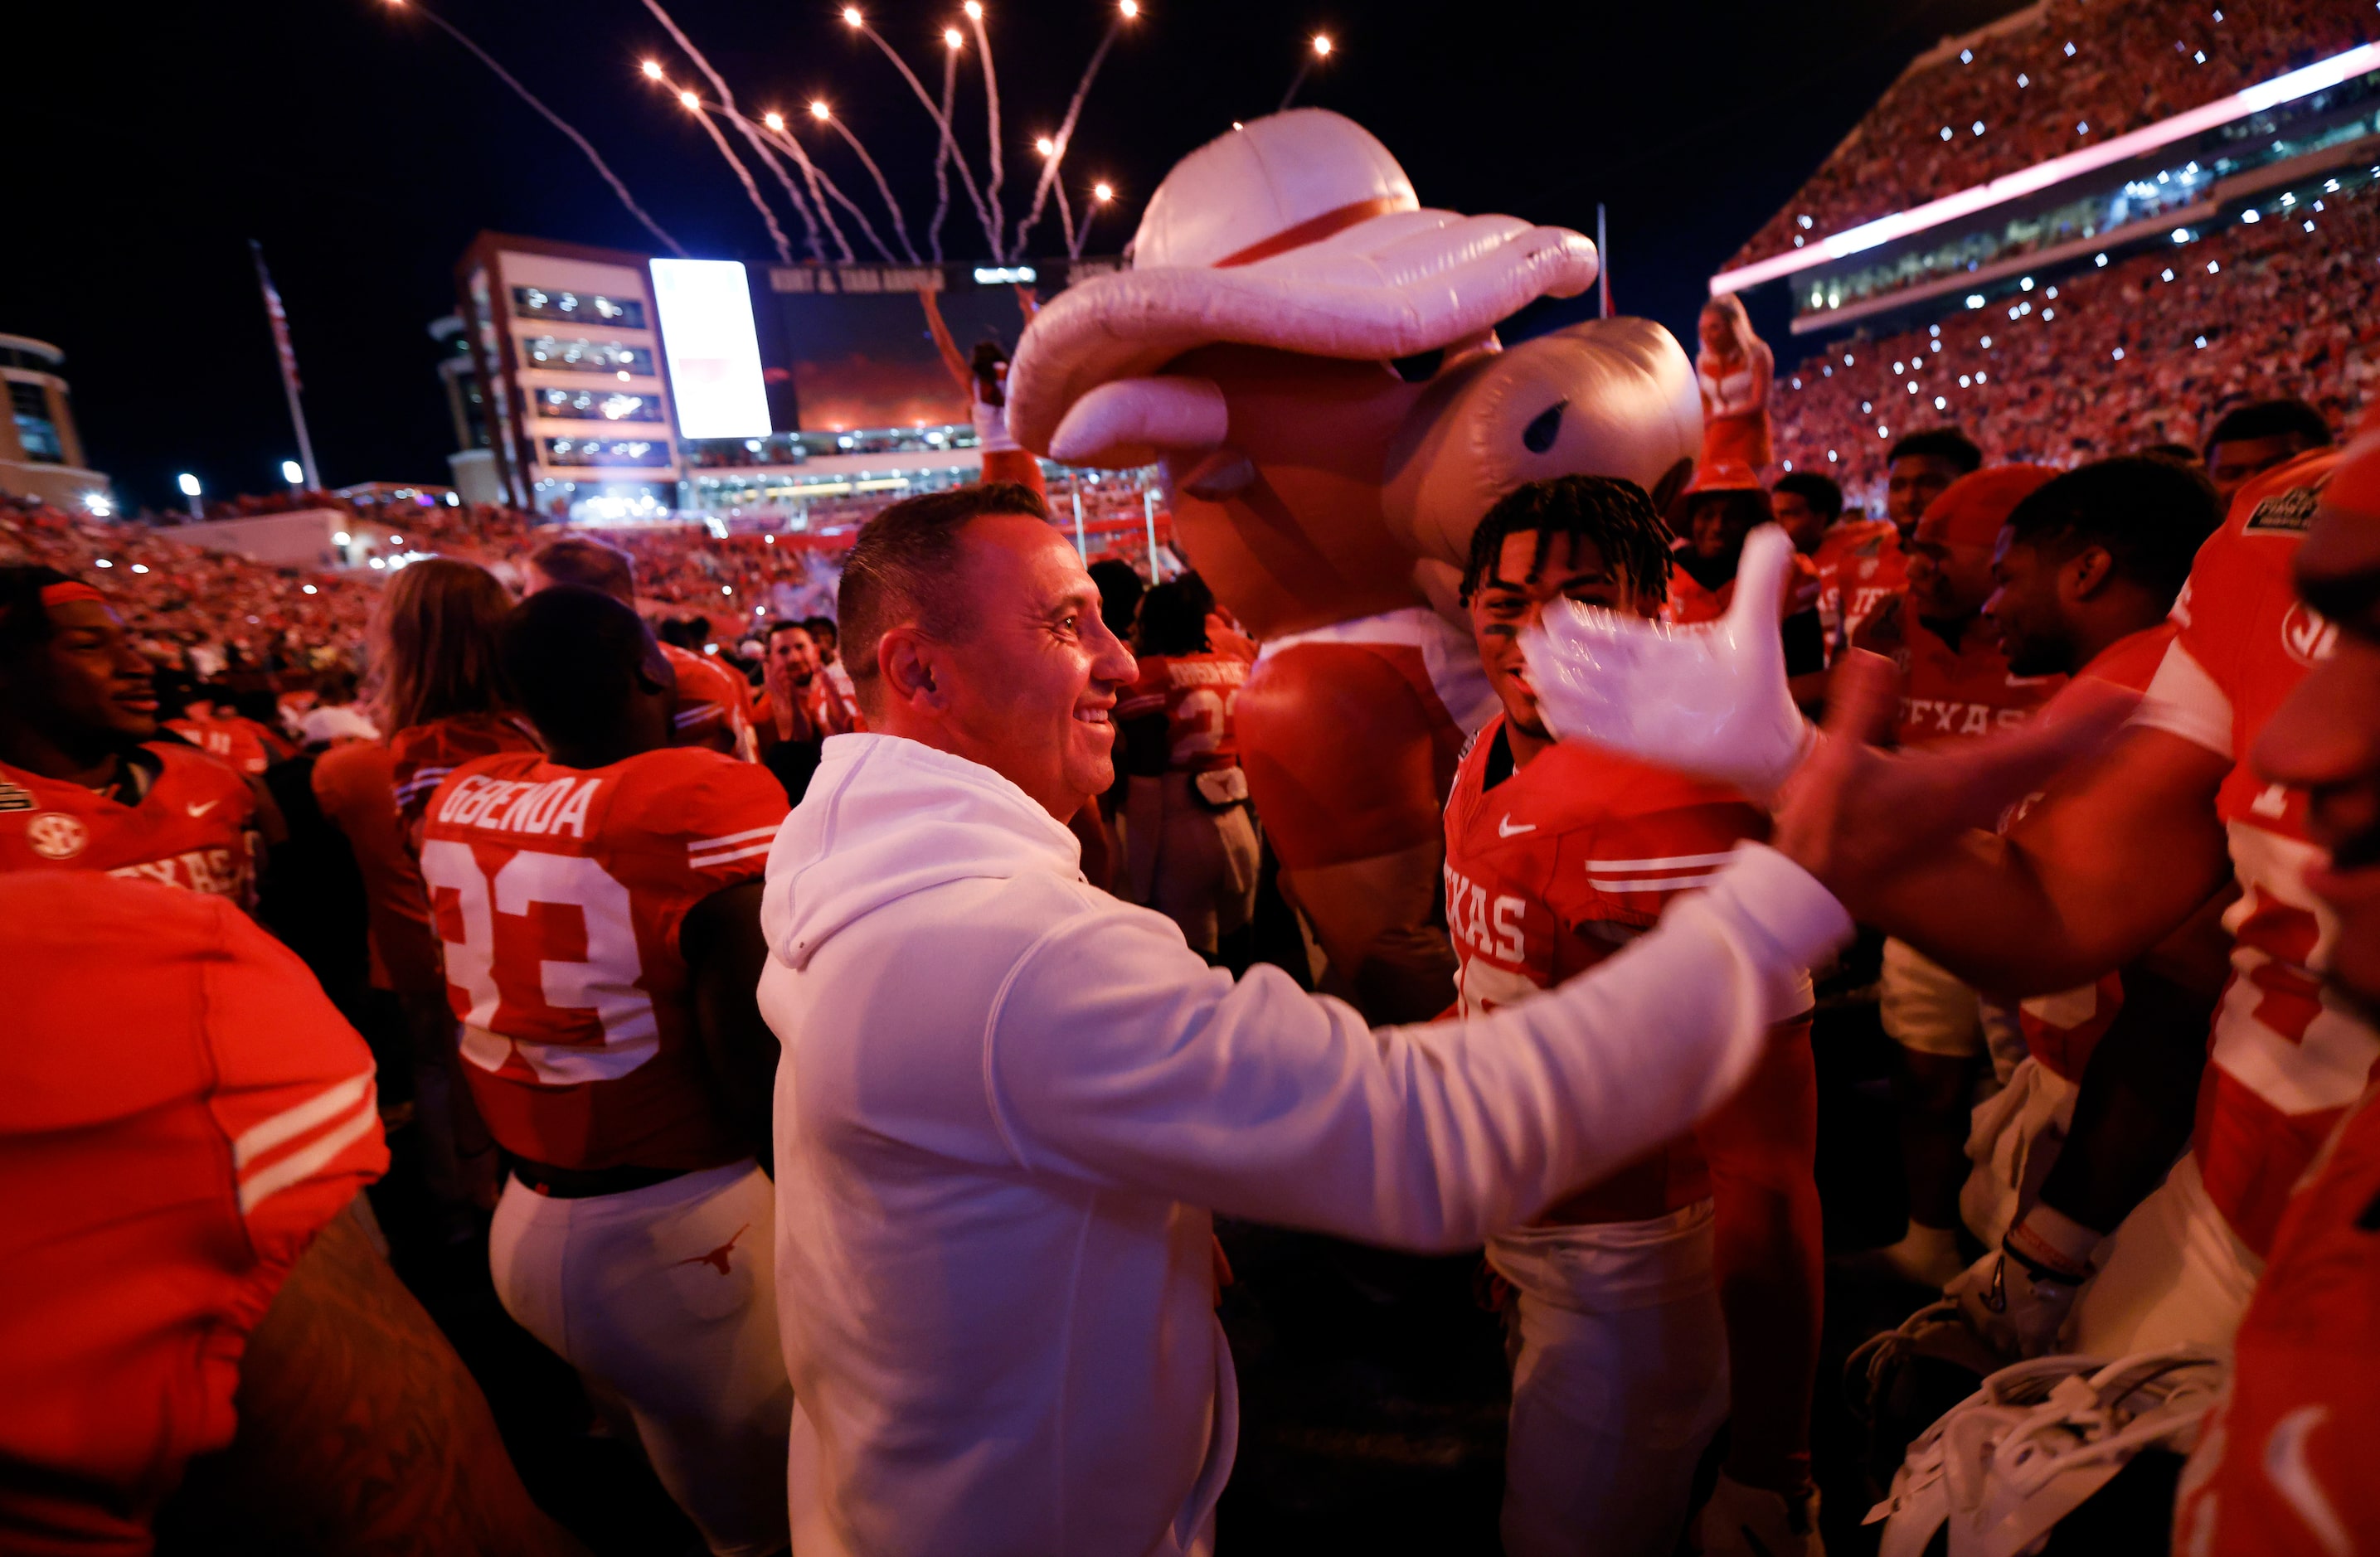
1880, 608, 2063, 749
2138, 446, 2380, 1257
419, 745, 788, 1171
0, 872, 386, 1550
1117, 652, 1251, 774
1442, 714, 1769, 1210
0, 742, 258, 902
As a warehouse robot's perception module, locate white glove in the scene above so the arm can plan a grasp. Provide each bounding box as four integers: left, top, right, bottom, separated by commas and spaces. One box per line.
1694, 1468, 1824, 1556
1946, 1244, 2081, 1361
1519, 524, 1814, 794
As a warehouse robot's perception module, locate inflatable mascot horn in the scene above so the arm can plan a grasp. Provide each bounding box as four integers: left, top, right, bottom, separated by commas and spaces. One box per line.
1008, 109, 1702, 1019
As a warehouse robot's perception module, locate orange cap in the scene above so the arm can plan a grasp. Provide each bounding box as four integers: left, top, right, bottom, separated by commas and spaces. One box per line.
1914, 464, 2057, 551
1684, 458, 1765, 496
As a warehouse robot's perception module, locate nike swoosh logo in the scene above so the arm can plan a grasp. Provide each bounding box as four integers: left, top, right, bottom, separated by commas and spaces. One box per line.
187, 800, 218, 817
1498, 816, 1537, 837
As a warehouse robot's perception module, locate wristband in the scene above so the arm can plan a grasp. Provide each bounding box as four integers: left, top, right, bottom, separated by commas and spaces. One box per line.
2004, 1205, 2098, 1283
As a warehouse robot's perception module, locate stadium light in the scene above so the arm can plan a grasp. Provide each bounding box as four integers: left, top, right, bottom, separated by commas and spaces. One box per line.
765, 110, 785, 130
1094, 182, 1115, 201
679, 90, 701, 110
641, 59, 663, 80
945, 27, 963, 47
1312, 34, 1333, 56
281, 459, 304, 485
842, 6, 862, 24
1120, 0, 1138, 14
1708, 38, 2380, 298
964, 1, 983, 17
810, 100, 831, 120
1037, 136, 1057, 156
177, 473, 202, 497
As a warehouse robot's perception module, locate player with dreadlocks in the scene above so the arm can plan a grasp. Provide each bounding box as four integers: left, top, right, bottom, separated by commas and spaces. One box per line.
1439, 477, 1824, 1557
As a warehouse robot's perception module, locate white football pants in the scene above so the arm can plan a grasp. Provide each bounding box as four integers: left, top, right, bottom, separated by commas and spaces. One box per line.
1489, 1202, 1730, 1557
491, 1162, 793, 1557
2069, 1153, 2264, 1356
1960, 1057, 2079, 1248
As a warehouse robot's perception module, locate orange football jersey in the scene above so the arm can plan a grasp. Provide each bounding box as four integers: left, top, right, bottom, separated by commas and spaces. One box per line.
165, 712, 275, 775
419, 746, 788, 1171
1862, 603, 2062, 749
1442, 715, 1770, 1210
1117, 652, 1251, 774
2011, 623, 2178, 1081
2174, 1084, 2380, 1555
1812, 517, 1906, 655
387, 711, 542, 846
0, 871, 386, 1553
0, 745, 258, 904
664, 642, 758, 760
311, 740, 444, 997
2149, 447, 2380, 1256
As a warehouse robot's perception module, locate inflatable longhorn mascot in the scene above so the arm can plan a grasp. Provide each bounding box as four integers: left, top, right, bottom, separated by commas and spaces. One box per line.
1008, 109, 1702, 1021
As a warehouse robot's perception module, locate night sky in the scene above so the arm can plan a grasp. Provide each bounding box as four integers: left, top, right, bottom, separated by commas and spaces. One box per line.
7, 0, 2027, 513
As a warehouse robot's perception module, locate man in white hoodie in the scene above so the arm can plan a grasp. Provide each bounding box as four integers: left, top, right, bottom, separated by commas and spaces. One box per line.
757, 483, 2111, 1556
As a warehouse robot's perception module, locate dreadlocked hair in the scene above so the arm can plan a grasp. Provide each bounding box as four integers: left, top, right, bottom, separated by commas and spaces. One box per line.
1461, 476, 1674, 604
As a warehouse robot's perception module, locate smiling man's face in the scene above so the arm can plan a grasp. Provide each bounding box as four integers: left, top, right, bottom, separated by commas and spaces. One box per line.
933, 513, 1139, 818
7, 598, 159, 750
2253, 479, 2380, 1014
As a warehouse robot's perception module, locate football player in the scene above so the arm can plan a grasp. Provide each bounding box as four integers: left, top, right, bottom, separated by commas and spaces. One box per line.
0, 870, 582, 1556
2174, 428, 2380, 1552
525, 536, 756, 760
1445, 478, 1824, 1556
2202, 397, 2332, 507
1806, 436, 2377, 1358
1848, 467, 2066, 1288
1945, 456, 2230, 1353
1119, 578, 1259, 962
420, 586, 792, 1556
0, 567, 262, 904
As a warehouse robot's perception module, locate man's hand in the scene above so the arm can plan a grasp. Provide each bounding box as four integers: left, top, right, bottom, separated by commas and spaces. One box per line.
1770, 652, 2138, 900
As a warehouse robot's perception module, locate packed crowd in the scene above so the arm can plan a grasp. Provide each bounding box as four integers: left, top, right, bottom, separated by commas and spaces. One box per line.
1769, 172, 2380, 511
1728, 0, 2377, 269
0, 466, 1178, 706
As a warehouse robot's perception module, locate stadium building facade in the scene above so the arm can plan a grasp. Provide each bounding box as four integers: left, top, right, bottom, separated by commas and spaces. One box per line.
0, 333, 110, 513
454, 230, 1123, 530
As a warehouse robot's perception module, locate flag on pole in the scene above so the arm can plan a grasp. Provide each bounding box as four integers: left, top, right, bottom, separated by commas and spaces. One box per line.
250, 240, 321, 491
1596, 204, 1612, 318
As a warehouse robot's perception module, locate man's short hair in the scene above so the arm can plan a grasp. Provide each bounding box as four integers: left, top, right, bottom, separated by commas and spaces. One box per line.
838, 481, 1049, 709
765, 618, 814, 643
1770, 471, 1843, 521
2003, 454, 2224, 605
527, 536, 636, 603
800, 614, 838, 648
2202, 398, 2332, 457
498, 586, 658, 749
1887, 427, 1984, 474
1461, 476, 1674, 602
2137, 441, 2201, 465
0, 565, 80, 662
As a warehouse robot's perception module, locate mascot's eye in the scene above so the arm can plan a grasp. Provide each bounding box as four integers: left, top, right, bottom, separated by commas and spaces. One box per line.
1522, 400, 1568, 454
1390, 349, 1445, 384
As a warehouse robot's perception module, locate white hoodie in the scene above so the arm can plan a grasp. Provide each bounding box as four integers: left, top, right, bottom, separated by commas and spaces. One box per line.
759, 733, 1850, 1557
